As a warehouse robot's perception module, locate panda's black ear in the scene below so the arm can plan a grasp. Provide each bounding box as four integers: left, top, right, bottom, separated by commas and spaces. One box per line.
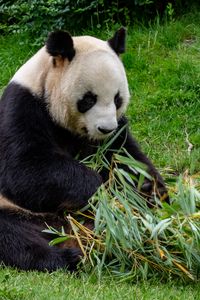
108, 27, 126, 55
46, 31, 75, 61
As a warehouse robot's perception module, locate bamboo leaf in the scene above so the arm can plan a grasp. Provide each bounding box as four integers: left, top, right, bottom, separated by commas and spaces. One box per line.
49, 236, 69, 246
150, 218, 171, 239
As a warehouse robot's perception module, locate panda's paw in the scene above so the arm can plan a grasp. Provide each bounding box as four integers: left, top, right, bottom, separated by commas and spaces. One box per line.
140, 179, 169, 206
82, 169, 103, 201
62, 168, 102, 211
35, 247, 82, 272
62, 248, 83, 272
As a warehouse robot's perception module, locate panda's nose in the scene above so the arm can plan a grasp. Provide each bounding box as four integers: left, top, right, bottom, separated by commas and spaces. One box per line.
98, 127, 115, 134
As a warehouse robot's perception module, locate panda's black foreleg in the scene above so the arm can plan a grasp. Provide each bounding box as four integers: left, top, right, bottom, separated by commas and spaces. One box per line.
3, 152, 102, 213
0, 210, 81, 272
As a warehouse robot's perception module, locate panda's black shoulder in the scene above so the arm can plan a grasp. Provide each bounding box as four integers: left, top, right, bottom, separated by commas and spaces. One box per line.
0, 82, 48, 126
0, 82, 62, 151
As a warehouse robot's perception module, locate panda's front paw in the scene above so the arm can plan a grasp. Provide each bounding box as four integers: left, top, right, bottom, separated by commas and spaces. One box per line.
140, 179, 169, 206
84, 168, 103, 200
58, 166, 102, 212
64, 168, 102, 211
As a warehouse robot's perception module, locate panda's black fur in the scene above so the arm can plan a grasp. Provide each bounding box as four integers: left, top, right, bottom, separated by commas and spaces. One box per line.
0, 29, 168, 272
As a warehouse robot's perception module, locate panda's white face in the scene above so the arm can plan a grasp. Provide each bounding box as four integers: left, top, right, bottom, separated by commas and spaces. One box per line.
11, 31, 130, 141
45, 36, 130, 140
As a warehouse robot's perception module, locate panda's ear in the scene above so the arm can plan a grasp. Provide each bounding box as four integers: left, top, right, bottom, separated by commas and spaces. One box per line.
46, 31, 75, 61
108, 27, 126, 55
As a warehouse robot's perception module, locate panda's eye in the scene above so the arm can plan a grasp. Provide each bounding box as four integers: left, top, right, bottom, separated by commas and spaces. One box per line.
114, 92, 123, 110
77, 92, 97, 113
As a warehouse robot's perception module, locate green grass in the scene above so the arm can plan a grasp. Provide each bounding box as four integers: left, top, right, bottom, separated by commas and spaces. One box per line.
0, 9, 200, 300
0, 269, 200, 300
124, 14, 200, 173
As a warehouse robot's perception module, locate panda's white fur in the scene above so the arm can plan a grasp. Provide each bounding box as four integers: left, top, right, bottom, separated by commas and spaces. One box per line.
12, 36, 130, 140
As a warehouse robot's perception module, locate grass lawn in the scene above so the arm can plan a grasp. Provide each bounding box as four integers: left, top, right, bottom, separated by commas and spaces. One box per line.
0, 269, 200, 300
0, 9, 200, 300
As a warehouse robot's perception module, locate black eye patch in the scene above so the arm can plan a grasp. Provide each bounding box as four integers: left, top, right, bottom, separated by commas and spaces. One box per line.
77, 92, 97, 113
114, 92, 123, 109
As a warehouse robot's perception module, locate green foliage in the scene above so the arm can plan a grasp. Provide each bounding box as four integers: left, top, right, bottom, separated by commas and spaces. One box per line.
0, 0, 72, 42
0, 0, 198, 38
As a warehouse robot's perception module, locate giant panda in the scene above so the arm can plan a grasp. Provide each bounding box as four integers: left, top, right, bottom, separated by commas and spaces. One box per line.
0, 28, 168, 272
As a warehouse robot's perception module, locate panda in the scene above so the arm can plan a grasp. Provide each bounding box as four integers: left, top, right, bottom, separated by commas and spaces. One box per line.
0, 28, 168, 272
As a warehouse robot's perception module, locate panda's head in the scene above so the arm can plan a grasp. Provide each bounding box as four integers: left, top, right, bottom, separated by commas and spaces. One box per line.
13, 29, 130, 141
